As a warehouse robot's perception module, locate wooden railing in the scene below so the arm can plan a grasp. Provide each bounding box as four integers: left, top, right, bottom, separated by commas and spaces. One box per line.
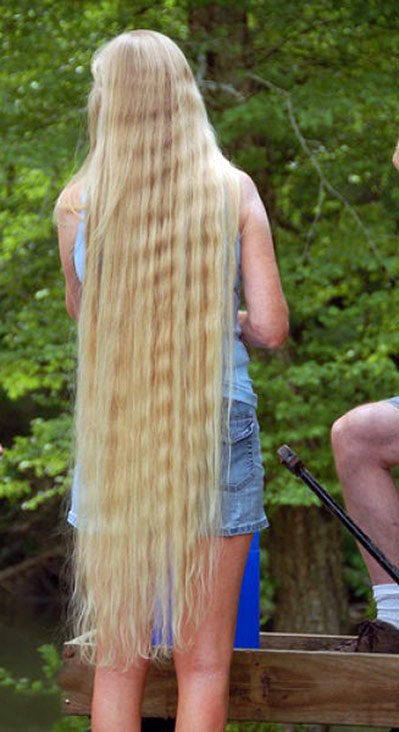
58, 632, 399, 726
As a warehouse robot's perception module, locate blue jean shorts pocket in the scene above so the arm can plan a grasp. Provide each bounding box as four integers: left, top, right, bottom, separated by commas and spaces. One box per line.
220, 400, 268, 536
222, 409, 256, 490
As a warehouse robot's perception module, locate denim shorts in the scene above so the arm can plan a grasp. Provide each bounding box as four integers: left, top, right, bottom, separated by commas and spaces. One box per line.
388, 396, 399, 408
68, 399, 268, 537
219, 399, 268, 537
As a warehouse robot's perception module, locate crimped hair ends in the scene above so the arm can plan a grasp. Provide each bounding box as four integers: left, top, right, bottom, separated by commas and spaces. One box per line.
61, 30, 240, 667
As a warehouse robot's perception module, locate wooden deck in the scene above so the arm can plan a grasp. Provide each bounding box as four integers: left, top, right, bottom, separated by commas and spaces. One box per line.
59, 631, 399, 726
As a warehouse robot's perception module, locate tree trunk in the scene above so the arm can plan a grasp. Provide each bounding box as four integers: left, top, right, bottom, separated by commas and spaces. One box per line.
187, 7, 349, 638
269, 505, 349, 634
189, 2, 251, 81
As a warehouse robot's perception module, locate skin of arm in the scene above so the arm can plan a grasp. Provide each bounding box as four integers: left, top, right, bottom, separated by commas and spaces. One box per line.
238, 172, 289, 349
57, 188, 82, 321
393, 140, 399, 172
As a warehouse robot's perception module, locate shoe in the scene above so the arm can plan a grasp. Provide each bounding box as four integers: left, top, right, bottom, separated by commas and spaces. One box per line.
334, 619, 399, 653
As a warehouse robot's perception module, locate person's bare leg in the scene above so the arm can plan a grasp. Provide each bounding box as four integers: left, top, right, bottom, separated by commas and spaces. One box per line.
91, 653, 150, 732
331, 400, 399, 585
173, 534, 252, 732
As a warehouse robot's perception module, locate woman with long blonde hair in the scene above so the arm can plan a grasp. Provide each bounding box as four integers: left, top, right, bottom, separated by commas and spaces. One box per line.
57, 29, 288, 732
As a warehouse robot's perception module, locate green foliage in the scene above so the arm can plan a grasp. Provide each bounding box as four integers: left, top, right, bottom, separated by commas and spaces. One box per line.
0, 644, 60, 696
1, 0, 398, 611
52, 719, 89, 732
0, 644, 89, 731
0, 1, 193, 529
4, 8, 399, 730
0, 0, 392, 613
0, 413, 72, 504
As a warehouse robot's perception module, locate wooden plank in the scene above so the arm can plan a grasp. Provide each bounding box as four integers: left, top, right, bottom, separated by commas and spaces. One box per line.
59, 633, 399, 726
64, 631, 354, 653
227, 648, 399, 726
259, 631, 355, 651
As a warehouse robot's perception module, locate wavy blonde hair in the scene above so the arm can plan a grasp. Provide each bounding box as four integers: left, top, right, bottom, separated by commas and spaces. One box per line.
59, 30, 240, 666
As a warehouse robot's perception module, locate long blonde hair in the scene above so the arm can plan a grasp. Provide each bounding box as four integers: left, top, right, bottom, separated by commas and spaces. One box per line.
59, 30, 240, 666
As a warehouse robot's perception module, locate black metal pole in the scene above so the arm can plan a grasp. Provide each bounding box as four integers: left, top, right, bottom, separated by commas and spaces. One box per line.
278, 444, 399, 586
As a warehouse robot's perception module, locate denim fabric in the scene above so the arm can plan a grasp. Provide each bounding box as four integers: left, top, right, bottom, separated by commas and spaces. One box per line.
388, 396, 399, 408
68, 399, 268, 536
219, 399, 268, 536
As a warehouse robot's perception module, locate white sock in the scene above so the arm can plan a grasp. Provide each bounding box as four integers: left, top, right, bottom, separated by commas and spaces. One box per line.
373, 583, 399, 629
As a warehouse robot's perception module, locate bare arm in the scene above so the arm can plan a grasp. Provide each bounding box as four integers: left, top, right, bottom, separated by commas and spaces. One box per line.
393, 139, 399, 171
56, 189, 82, 320
238, 172, 289, 349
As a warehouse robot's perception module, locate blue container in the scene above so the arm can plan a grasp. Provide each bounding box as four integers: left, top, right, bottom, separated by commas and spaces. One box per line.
152, 531, 261, 649
234, 532, 260, 649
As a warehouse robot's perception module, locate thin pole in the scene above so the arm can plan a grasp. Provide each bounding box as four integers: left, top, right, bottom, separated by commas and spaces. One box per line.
278, 444, 399, 586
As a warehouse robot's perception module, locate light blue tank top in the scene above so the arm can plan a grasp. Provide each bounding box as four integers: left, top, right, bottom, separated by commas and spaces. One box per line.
74, 201, 257, 407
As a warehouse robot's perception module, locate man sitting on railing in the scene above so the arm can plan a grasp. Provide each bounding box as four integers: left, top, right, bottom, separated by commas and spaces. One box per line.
331, 397, 399, 652
330, 142, 399, 654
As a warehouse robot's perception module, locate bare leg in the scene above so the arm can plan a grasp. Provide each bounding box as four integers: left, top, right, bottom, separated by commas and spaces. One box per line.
173, 534, 252, 732
91, 654, 150, 732
331, 401, 399, 585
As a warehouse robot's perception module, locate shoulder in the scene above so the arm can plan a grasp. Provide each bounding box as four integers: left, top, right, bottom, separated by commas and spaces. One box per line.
56, 184, 84, 269
239, 170, 259, 208
56, 184, 85, 228
238, 171, 268, 234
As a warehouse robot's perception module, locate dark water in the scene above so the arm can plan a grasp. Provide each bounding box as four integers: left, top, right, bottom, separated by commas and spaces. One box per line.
0, 603, 62, 732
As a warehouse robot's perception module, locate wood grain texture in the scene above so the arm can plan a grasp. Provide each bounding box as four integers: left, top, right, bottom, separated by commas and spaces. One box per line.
59, 632, 399, 726
258, 631, 354, 650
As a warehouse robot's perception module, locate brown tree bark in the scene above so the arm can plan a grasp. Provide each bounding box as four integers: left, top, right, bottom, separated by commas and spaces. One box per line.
189, 2, 252, 81
269, 505, 349, 634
